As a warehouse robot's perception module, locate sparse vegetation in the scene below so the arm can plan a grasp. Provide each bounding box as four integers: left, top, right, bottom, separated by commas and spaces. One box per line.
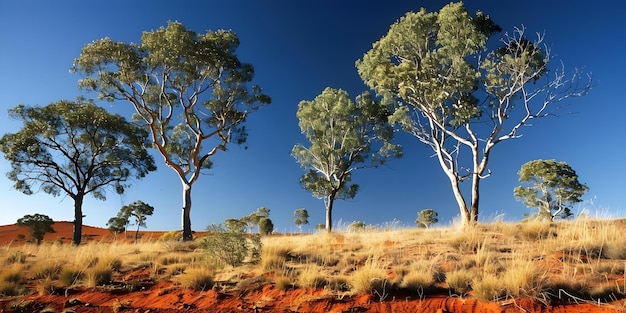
0, 218, 625, 310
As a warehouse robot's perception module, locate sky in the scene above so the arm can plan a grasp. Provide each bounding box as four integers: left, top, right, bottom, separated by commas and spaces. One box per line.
0, 1, 624, 233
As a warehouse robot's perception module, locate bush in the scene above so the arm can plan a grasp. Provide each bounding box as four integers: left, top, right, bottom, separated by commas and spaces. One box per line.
59, 268, 83, 287
446, 271, 473, 295
176, 268, 214, 291
158, 230, 183, 242
202, 224, 261, 267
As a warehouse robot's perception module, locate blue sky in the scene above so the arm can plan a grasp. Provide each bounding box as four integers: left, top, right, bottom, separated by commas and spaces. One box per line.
0, 1, 624, 232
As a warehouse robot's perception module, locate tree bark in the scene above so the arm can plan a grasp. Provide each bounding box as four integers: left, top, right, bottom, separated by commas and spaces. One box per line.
325, 195, 335, 232
182, 183, 193, 241
72, 194, 84, 245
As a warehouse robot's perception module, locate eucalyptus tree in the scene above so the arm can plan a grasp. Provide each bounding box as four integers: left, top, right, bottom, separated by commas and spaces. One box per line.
514, 160, 588, 221
16, 214, 55, 245
292, 88, 401, 232
111, 200, 155, 243
356, 2, 591, 226
0, 100, 156, 245
293, 208, 309, 232
72, 22, 271, 240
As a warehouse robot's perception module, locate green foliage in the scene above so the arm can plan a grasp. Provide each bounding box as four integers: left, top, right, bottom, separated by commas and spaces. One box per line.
514, 160, 588, 221
108, 201, 154, 242
72, 21, 271, 241
0, 100, 156, 245
16, 214, 55, 245
224, 218, 247, 233
241, 207, 270, 233
348, 221, 367, 232
415, 209, 439, 228
258, 217, 274, 235
292, 88, 401, 231
356, 2, 590, 226
202, 224, 261, 267
293, 208, 309, 230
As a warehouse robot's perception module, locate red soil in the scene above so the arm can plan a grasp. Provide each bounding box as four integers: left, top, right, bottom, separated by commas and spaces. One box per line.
1, 222, 624, 312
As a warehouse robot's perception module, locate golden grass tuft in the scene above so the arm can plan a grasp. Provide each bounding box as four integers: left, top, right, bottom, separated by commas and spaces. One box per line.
176, 268, 214, 291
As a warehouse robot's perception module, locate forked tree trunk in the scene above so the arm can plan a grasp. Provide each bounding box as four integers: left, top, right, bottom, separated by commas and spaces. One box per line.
72, 194, 84, 245
182, 183, 193, 241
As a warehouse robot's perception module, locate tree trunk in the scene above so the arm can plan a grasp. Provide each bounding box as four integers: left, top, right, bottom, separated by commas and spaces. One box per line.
182, 183, 193, 241
135, 223, 140, 244
325, 195, 335, 232
72, 194, 84, 245
469, 171, 480, 225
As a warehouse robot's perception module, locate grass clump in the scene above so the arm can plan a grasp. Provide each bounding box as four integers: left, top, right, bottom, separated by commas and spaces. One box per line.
176, 268, 214, 291
446, 271, 473, 296
348, 258, 388, 294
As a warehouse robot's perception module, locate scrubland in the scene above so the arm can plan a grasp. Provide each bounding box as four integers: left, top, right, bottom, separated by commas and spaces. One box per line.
2, 218, 626, 312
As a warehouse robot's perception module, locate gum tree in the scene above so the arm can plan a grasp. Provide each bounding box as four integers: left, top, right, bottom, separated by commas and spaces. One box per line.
16, 214, 55, 245
0, 100, 156, 245
109, 200, 155, 243
356, 2, 591, 226
514, 159, 588, 221
72, 22, 271, 240
292, 88, 401, 232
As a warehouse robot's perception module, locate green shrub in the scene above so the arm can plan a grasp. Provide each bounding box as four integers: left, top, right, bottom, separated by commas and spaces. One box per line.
202, 224, 261, 267
446, 271, 473, 295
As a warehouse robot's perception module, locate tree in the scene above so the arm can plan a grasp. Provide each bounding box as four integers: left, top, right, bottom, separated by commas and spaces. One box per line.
16, 214, 55, 245
416, 209, 439, 229
258, 217, 274, 235
514, 160, 588, 222
292, 88, 401, 232
106, 216, 128, 240
224, 218, 247, 233
72, 22, 271, 241
241, 207, 270, 233
293, 208, 309, 232
113, 201, 155, 243
356, 2, 591, 227
0, 100, 156, 245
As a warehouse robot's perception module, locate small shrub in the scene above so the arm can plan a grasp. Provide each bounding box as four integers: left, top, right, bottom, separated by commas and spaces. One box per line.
297, 266, 328, 289
29, 260, 62, 280
176, 268, 214, 291
349, 258, 387, 294
202, 224, 261, 267
112, 299, 132, 313
472, 274, 504, 301
6, 251, 27, 264
0, 281, 22, 296
59, 268, 84, 287
2, 266, 23, 284
446, 271, 473, 295
36, 277, 58, 295
274, 276, 294, 291
400, 270, 434, 291
158, 230, 183, 242
85, 262, 113, 287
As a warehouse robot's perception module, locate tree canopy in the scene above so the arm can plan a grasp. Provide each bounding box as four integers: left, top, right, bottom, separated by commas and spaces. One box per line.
109, 200, 155, 243
72, 21, 271, 240
0, 100, 156, 245
356, 2, 591, 226
16, 213, 55, 245
416, 209, 439, 228
292, 87, 401, 232
514, 159, 588, 221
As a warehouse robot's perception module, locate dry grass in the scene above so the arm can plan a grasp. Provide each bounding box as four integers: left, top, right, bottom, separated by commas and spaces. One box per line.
1, 218, 626, 305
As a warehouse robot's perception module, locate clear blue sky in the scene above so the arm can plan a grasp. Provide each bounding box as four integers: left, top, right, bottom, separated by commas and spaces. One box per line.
1, 1, 624, 232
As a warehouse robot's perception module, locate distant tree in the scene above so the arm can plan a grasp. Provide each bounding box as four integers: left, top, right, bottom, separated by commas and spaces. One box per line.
224, 218, 247, 233
416, 209, 439, 229
0, 100, 156, 245
514, 160, 588, 222
106, 216, 128, 240
16, 214, 55, 245
292, 88, 401, 232
73, 22, 271, 241
348, 221, 367, 233
293, 208, 309, 232
314, 224, 325, 231
118, 201, 155, 243
258, 217, 274, 236
356, 2, 591, 227
242, 207, 270, 233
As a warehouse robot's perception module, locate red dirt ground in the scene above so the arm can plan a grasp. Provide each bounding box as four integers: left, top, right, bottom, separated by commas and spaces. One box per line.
1, 222, 625, 312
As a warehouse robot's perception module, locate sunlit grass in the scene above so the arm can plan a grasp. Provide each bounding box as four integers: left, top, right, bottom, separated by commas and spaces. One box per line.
0, 218, 625, 305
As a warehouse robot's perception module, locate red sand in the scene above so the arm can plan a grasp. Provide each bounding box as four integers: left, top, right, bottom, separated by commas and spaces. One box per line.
1, 222, 624, 312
